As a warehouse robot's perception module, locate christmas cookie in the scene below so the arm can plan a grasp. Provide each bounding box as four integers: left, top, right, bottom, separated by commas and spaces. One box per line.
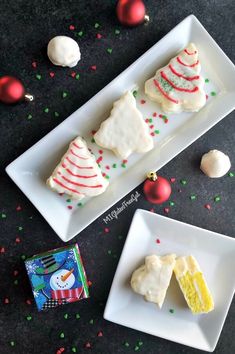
130, 254, 176, 308
145, 43, 206, 113
47, 136, 109, 199
94, 91, 153, 159
174, 255, 214, 314
200, 149, 231, 178
47, 36, 81, 67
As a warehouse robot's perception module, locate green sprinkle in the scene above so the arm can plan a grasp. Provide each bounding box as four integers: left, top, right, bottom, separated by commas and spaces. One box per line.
190, 194, 196, 200
214, 195, 221, 202
211, 91, 216, 96
72, 347, 77, 353
44, 107, 49, 113
138, 341, 143, 346
115, 29, 120, 35
112, 163, 117, 168
118, 235, 123, 240
94, 23, 100, 28
75, 74, 80, 80
121, 163, 126, 168
21, 255, 26, 260
27, 114, 32, 120
107, 48, 112, 54
26, 315, 32, 321
36, 74, 41, 80
75, 313, 80, 319
162, 115, 167, 119
113, 254, 118, 259
60, 332, 65, 339
77, 202, 83, 207
62, 92, 68, 98
14, 279, 18, 285
134, 346, 139, 351
205, 78, 209, 83
78, 31, 83, 37
10, 341, 15, 347
124, 342, 129, 347
66, 199, 71, 203
169, 308, 175, 314
91, 138, 95, 143
18, 226, 23, 231
89, 319, 94, 324
154, 130, 160, 134
228, 172, 234, 177
180, 179, 187, 185
148, 118, 153, 123
1, 213, 6, 218
108, 250, 112, 255
64, 313, 69, 319
169, 201, 175, 206
54, 111, 60, 117
132, 90, 138, 98
105, 175, 110, 179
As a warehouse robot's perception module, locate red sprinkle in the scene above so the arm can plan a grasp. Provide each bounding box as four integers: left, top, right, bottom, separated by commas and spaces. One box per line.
204, 204, 211, 210
206, 94, 209, 100
71, 71, 76, 78
123, 160, 128, 164
67, 205, 73, 210
105, 165, 110, 170
164, 118, 169, 124
164, 207, 170, 214
150, 132, 155, 136
4, 298, 10, 304
170, 177, 176, 183
96, 33, 102, 39
0, 247, 5, 253
85, 342, 91, 348
16, 205, 22, 211
153, 112, 157, 117
32, 61, 37, 68
159, 114, 163, 118
96, 156, 103, 164
56, 348, 65, 354
91, 130, 97, 135
90, 65, 97, 71
156, 239, 161, 244
178, 189, 182, 193
99, 150, 103, 154
97, 331, 103, 337
49, 72, 55, 78
88, 280, 92, 287
15, 237, 21, 243
140, 99, 146, 104
104, 227, 109, 233
150, 124, 154, 129
149, 208, 155, 213
26, 299, 32, 305
145, 118, 149, 123
69, 25, 75, 30
13, 270, 19, 276
102, 172, 106, 177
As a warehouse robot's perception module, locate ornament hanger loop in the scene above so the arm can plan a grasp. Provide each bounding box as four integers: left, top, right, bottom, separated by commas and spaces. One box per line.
147, 171, 158, 181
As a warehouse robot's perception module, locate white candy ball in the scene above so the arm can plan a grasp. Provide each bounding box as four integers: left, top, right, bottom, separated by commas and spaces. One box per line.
47, 36, 81, 68
200, 150, 231, 178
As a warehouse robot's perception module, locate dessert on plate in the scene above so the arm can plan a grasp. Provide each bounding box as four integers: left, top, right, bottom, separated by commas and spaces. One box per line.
174, 255, 214, 314
130, 254, 176, 308
94, 91, 153, 159
47, 136, 109, 200
145, 43, 206, 113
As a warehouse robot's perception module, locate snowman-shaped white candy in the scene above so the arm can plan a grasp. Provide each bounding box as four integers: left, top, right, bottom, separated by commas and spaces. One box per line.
50, 268, 75, 290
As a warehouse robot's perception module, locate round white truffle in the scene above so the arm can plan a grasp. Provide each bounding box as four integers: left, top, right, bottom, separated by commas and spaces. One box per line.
47, 36, 81, 68
200, 150, 231, 178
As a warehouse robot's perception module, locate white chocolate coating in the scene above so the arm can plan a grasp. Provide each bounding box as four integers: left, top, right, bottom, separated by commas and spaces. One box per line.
200, 150, 231, 178
130, 254, 176, 308
145, 43, 206, 113
94, 91, 153, 159
47, 136, 109, 199
47, 36, 81, 67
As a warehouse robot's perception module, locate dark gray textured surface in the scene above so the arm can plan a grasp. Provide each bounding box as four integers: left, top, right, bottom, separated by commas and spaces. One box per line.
0, 1, 234, 353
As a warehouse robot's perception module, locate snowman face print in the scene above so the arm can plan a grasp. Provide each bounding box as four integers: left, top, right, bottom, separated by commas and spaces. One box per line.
50, 269, 75, 290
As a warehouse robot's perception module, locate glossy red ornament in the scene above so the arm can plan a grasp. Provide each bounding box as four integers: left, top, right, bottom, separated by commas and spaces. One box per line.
116, 0, 146, 27
143, 172, 171, 204
0, 76, 25, 104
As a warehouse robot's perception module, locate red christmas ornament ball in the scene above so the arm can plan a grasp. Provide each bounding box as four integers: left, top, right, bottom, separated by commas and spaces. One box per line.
116, 0, 146, 27
0, 76, 25, 104
144, 175, 172, 204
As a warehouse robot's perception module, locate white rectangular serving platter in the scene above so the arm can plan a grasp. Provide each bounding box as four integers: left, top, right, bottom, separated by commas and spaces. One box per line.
104, 209, 235, 352
6, 15, 235, 242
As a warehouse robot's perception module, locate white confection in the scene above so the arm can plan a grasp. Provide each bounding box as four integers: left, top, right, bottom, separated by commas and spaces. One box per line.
145, 43, 206, 113
47, 36, 81, 67
200, 149, 231, 178
94, 91, 153, 159
47, 136, 109, 199
130, 254, 176, 308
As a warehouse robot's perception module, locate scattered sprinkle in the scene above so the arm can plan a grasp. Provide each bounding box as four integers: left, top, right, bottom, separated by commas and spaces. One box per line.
69, 25, 75, 31
1, 213, 6, 218
15, 237, 21, 243
134, 346, 139, 351
156, 238, 160, 244
0, 247, 6, 253
36, 74, 41, 80
10, 341, 15, 347
96, 33, 102, 39
56, 347, 65, 354
205, 78, 209, 83
154, 129, 160, 134
78, 31, 83, 37
112, 163, 117, 168
97, 331, 103, 337
121, 163, 126, 168
26, 299, 32, 305
76, 313, 80, 319
44, 107, 49, 113
115, 29, 120, 35
49, 72, 55, 78
206, 94, 209, 100
228, 172, 234, 177
90, 65, 97, 71
153, 112, 157, 117
32, 62, 37, 68
4, 298, 10, 304
59, 332, 65, 339
66, 199, 71, 203
94, 23, 100, 28
138, 341, 143, 346
211, 91, 216, 96
140, 99, 146, 104
169, 308, 175, 314
18, 226, 23, 231
54, 112, 60, 117
124, 342, 130, 347
104, 227, 109, 233
133, 90, 138, 98
62, 92, 68, 98
71, 347, 77, 352
108, 250, 112, 255
21, 255, 26, 260
89, 319, 94, 324
180, 179, 187, 185
204, 204, 211, 210
190, 194, 197, 200
26, 315, 32, 321
118, 235, 123, 240
85, 342, 91, 348
169, 201, 175, 206
214, 195, 221, 202
67, 205, 73, 210
64, 313, 69, 319
14, 280, 18, 285
107, 48, 112, 54
164, 208, 170, 214
170, 177, 176, 183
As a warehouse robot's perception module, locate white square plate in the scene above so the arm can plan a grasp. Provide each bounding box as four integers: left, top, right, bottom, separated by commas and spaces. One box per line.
6, 15, 235, 242
104, 209, 235, 352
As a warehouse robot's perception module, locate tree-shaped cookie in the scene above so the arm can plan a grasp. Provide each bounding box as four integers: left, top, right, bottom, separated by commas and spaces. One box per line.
47, 137, 109, 199
94, 91, 153, 159
145, 43, 206, 113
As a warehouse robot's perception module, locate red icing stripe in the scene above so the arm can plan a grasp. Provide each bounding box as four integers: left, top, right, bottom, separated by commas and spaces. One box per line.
169, 64, 200, 81
177, 56, 199, 67
153, 79, 179, 104
66, 157, 93, 169
70, 149, 89, 159
53, 178, 82, 195
160, 71, 198, 93
72, 142, 83, 149
62, 163, 97, 178
184, 49, 197, 55
62, 175, 103, 188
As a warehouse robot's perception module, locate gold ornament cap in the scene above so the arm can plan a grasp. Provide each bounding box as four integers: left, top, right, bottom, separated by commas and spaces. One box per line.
147, 171, 157, 181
